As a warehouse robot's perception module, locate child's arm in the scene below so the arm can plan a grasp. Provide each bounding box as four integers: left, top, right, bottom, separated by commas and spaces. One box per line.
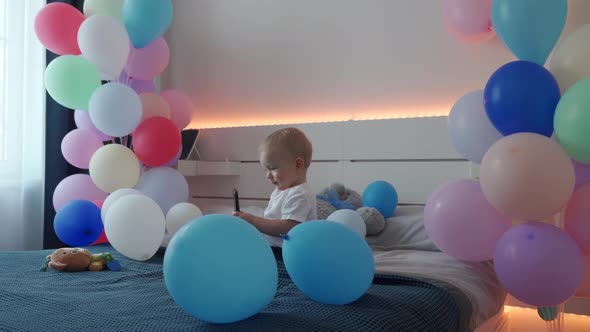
232, 211, 300, 236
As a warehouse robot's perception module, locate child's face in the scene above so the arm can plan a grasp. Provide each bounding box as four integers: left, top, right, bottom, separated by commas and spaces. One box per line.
260, 148, 304, 191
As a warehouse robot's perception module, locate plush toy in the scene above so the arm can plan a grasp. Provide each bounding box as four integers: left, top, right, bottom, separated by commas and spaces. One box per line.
316, 183, 386, 236
40, 247, 121, 272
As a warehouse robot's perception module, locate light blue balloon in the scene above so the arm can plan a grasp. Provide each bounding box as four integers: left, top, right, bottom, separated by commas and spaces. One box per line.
134, 167, 188, 214
164, 214, 278, 323
492, 0, 567, 65
362, 180, 398, 218
123, 0, 173, 48
282, 221, 374, 305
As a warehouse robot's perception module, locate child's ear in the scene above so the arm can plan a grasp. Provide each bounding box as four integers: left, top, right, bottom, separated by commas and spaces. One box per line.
295, 157, 305, 169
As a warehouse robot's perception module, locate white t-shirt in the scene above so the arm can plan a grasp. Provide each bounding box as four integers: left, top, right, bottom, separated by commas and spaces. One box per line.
264, 183, 317, 247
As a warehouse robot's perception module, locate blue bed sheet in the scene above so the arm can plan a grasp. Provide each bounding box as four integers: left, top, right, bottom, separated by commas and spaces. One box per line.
0, 245, 466, 332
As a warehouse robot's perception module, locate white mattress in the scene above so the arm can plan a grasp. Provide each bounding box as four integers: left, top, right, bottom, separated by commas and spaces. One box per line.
191, 204, 506, 330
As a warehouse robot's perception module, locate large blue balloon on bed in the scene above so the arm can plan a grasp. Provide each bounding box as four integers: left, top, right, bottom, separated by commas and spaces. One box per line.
282, 221, 374, 305
163, 214, 278, 324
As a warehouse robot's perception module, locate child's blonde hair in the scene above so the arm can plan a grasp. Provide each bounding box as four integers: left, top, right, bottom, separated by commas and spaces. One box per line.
260, 127, 313, 168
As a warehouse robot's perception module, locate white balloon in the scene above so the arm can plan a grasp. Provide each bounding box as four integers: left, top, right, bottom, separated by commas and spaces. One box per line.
78, 15, 130, 80
104, 195, 165, 261
89, 144, 140, 193
326, 209, 366, 238
166, 202, 203, 235
89, 82, 142, 137
135, 167, 189, 214
101, 188, 143, 222
550, 24, 590, 94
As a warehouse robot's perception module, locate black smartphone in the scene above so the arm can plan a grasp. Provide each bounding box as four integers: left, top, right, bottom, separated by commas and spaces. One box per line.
233, 188, 240, 212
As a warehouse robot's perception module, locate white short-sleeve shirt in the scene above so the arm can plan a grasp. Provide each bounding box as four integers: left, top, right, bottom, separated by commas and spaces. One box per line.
264, 183, 317, 247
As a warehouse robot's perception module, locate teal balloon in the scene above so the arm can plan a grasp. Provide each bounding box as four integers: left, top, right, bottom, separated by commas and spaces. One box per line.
163, 214, 278, 323
537, 306, 558, 321
492, 0, 567, 65
282, 221, 374, 305
123, 0, 173, 48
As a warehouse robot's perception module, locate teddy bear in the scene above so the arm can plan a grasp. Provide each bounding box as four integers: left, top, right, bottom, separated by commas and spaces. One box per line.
41, 247, 120, 272
316, 183, 386, 236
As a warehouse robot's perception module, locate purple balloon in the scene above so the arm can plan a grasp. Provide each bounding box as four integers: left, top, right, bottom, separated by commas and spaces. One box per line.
74, 110, 111, 142
61, 129, 104, 169
53, 174, 108, 212
118, 71, 156, 94
573, 160, 590, 191
424, 179, 511, 261
494, 222, 584, 306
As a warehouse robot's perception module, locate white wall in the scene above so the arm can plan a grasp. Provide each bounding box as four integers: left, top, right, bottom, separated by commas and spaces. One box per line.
162, 0, 590, 128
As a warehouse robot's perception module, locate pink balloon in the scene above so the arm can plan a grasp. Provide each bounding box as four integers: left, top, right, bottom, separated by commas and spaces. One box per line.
494, 222, 584, 306
424, 179, 511, 262
160, 90, 193, 130
34, 3, 85, 55
53, 174, 108, 212
480, 133, 575, 221
74, 110, 111, 141
118, 71, 156, 94
564, 183, 590, 253
61, 129, 104, 169
125, 37, 170, 80
573, 160, 590, 191
442, 0, 495, 43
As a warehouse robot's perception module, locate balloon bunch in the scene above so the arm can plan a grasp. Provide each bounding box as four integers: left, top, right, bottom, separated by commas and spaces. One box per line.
428, 0, 590, 312
35, 0, 199, 261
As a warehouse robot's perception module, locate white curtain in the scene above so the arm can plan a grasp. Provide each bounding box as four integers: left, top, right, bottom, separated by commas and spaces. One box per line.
0, 0, 45, 250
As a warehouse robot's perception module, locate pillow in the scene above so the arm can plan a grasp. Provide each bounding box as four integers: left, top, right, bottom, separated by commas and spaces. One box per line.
365, 205, 440, 252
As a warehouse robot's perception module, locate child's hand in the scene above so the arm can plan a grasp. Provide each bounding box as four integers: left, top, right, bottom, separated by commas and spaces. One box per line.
232, 211, 252, 221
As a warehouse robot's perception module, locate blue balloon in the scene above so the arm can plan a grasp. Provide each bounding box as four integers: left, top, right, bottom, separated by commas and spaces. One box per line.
492, 0, 567, 65
282, 222, 374, 305
123, 0, 173, 48
163, 214, 277, 324
484, 61, 560, 137
362, 181, 398, 218
54, 200, 103, 247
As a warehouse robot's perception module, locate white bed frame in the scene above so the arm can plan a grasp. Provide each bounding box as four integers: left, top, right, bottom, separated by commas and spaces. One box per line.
181, 116, 477, 210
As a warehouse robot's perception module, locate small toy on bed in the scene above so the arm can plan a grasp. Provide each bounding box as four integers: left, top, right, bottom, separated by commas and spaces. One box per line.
40, 248, 121, 272
316, 183, 386, 236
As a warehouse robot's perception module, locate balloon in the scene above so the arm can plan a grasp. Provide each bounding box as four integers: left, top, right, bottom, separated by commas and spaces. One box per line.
164, 214, 277, 323
74, 110, 111, 141
83, 0, 124, 23
135, 167, 189, 214
54, 200, 104, 246
119, 71, 156, 94
89, 144, 140, 193
101, 188, 143, 222
104, 195, 165, 261
163, 146, 182, 167
34, 2, 85, 55
125, 38, 170, 80
53, 174, 108, 212
554, 77, 590, 163
537, 306, 559, 322
160, 90, 194, 130
494, 222, 584, 306
326, 209, 366, 239
283, 221, 374, 304
362, 181, 398, 218
166, 203, 203, 236
491, 0, 567, 65
480, 133, 574, 221
442, 0, 494, 43
550, 24, 590, 94
484, 61, 560, 137
90, 200, 109, 245
132, 117, 181, 167
139, 93, 171, 121
448, 90, 502, 163
424, 179, 511, 262
78, 15, 130, 80
123, 0, 173, 48
61, 129, 104, 169
573, 160, 590, 191
564, 183, 590, 253
45, 55, 102, 110
88, 82, 142, 137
